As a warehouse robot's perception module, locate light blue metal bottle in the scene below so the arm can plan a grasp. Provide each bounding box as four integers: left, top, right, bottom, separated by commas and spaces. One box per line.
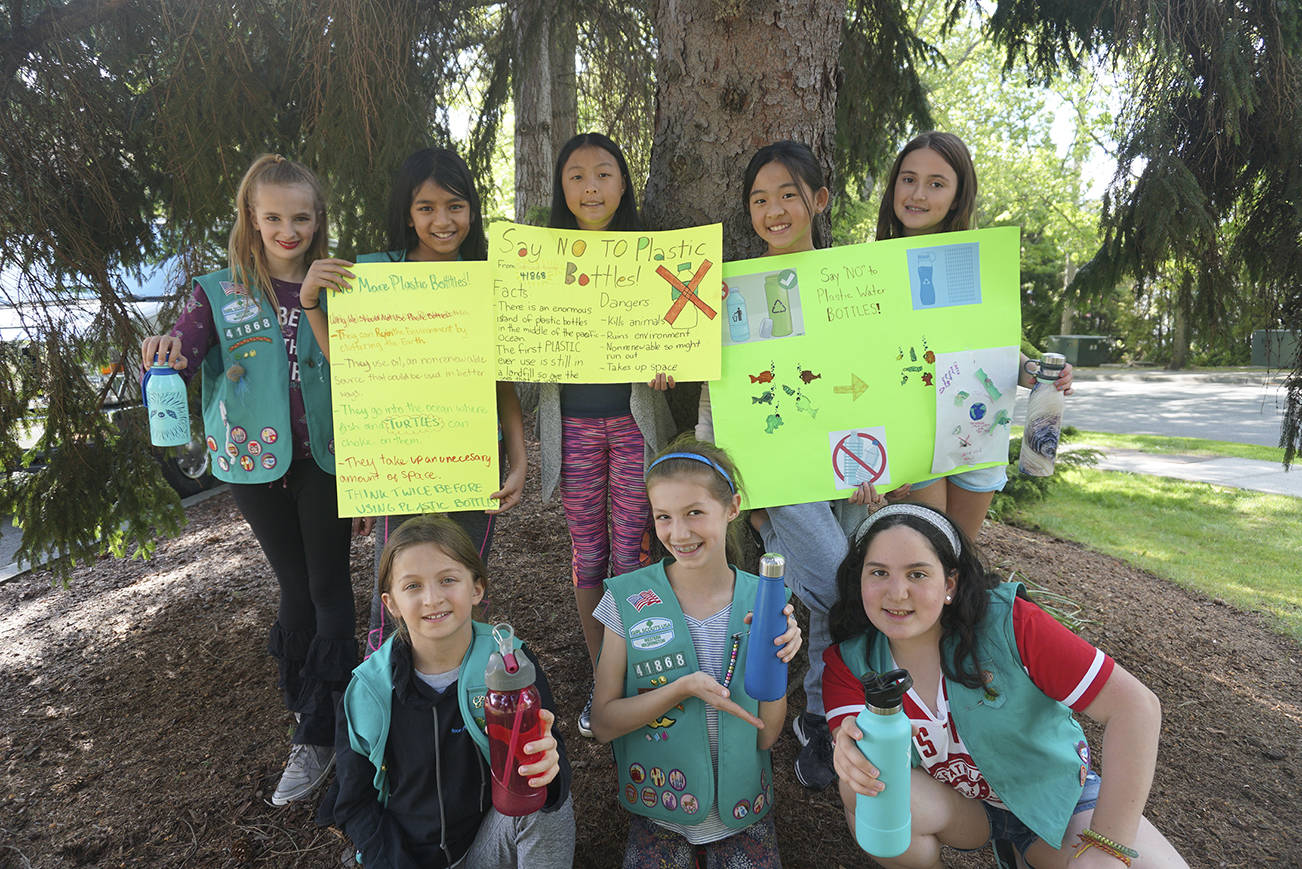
143, 362, 191, 447
743, 553, 788, 702
854, 669, 913, 858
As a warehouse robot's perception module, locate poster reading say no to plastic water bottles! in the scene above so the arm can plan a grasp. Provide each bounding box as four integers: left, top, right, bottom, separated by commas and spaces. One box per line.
490, 222, 723, 383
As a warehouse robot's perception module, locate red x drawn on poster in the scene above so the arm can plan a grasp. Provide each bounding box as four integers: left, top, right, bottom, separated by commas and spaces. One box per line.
658, 260, 718, 325
832, 431, 887, 485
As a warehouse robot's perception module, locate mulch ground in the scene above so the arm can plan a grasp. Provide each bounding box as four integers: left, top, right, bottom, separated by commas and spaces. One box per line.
1, 429, 1299, 868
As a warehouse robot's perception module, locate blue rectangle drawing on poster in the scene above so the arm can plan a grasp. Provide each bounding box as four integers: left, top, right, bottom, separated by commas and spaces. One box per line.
906, 242, 981, 310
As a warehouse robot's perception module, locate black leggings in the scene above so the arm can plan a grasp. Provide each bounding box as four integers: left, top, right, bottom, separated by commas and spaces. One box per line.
232, 459, 355, 745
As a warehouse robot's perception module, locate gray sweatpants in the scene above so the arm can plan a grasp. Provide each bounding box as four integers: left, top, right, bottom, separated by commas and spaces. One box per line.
755, 501, 863, 717
453, 795, 576, 869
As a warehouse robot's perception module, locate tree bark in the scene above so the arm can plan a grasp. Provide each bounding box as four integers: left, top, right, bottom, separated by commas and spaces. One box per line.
643, 0, 842, 258
549, 0, 576, 157
512, 0, 553, 224
1169, 271, 1192, 370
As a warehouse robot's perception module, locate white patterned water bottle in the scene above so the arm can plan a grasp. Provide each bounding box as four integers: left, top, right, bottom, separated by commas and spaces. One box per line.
1018, 352, 1067, 477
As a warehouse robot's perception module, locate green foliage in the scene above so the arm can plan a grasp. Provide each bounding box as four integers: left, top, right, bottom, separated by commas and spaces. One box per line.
988, 427, 1101, 521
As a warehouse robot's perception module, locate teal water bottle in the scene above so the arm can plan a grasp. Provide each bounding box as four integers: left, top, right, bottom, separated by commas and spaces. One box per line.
143, 361, 191, 447
854, 668, 914, 857
743, 553, 788, 702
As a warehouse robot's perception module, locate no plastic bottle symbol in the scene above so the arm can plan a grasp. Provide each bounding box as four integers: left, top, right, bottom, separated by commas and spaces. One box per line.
833, 431, 886, 486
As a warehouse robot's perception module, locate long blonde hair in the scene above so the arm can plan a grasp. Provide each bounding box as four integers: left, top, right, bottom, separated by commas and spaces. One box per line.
228, 154, 328, 308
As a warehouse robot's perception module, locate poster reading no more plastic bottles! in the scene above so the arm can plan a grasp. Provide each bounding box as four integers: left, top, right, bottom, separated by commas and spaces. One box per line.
490, 222, 723, 383
328, 262, 500, 517
712, 227, 1021, 510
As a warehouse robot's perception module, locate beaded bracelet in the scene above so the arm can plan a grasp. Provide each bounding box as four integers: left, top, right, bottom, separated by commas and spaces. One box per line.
1074, 829, 1139, 866
722, 632, 742, 688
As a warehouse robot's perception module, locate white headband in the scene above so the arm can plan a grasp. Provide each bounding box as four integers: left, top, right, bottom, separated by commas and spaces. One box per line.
852, 503, 961, 558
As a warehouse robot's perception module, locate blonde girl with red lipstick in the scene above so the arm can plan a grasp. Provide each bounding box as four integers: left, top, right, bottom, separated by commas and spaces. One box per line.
875, 131, 1075, 542
537, 132, 676, 739
140, 155, 361, 806
589, 438, 801, 867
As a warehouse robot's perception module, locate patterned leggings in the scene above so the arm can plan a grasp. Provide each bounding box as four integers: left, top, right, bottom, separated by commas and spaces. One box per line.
623, 814, 781, 868
560, 414, 650, 588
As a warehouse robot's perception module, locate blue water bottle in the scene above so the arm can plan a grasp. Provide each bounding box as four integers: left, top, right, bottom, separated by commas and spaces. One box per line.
744, 553, 788, 702
725, 283, 750, 343
143, 361, 191, 447
854, 668, 914, 857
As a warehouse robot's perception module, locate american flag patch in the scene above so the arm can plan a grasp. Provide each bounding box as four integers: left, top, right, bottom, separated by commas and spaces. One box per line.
627, 590, 663, 611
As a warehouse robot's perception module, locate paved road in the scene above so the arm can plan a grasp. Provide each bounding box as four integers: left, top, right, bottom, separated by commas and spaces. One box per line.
1012, 368, 1290, 448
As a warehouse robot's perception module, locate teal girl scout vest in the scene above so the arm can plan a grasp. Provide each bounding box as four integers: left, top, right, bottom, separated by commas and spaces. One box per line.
343, 621, 509, 805
838, 582, 1090, 847
607, 562, 778, 831
355, 250, 408, 263
194, 269, 334, 484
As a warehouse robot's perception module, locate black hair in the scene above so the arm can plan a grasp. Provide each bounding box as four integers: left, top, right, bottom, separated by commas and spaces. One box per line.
385, 148, 487, 261
875, 131, 977, 241
548, 132, 642, 231
644, 435, 745, 566
827, 505, 999, 690
742, 141, 829, 249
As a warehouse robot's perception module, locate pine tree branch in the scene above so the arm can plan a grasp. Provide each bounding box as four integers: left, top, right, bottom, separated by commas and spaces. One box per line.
1, 0, 131, 92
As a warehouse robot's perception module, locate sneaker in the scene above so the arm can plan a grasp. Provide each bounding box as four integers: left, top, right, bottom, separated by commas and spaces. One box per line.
271, 743, 335, 806
792, 713, 836, 791
577, 686, 594, 738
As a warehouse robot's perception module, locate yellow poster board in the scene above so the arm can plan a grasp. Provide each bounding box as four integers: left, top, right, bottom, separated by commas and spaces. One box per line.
489, 222, 723, 382
329, 262, 499, 516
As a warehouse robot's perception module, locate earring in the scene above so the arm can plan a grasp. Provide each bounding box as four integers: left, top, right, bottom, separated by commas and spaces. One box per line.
945, 595, 952, 603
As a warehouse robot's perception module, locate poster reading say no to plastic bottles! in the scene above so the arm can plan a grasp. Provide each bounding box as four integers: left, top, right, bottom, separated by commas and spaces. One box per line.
712, 227, 1021, 509
490, 222, 723, 383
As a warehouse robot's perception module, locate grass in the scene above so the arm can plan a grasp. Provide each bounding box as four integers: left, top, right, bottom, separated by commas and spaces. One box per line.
1007, 466, 1302, 644
1068, 430, 1286, 464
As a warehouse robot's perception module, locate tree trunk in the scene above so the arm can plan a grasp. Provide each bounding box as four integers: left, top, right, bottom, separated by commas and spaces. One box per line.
1059, 252, 1076, 334
512, 0, 553, 224
1169, 271, 1192, 370
549, 0, 577, 157
643, 0, 842, 258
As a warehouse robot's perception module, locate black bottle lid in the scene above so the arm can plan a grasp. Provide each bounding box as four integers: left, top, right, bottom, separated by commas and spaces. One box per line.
861, 668, 914, 712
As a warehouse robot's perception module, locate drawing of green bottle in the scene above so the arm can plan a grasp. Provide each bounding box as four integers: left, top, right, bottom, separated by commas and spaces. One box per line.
764, 272, 793, 337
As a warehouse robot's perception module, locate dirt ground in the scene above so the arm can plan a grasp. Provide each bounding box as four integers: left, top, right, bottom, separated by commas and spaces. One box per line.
1, 434, 1300, 868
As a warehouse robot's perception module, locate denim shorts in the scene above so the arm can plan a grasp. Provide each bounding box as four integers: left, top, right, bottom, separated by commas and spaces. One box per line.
960, 770, 1101, 859
910, 464, 1009, 493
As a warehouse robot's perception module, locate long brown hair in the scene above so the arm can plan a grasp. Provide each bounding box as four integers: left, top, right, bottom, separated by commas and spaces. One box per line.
377, 516, 489, 642
875, 131, 976, 241
228, 154, 329, 309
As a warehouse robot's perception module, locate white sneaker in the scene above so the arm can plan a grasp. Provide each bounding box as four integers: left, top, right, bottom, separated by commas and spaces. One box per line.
271, 743, 335, 806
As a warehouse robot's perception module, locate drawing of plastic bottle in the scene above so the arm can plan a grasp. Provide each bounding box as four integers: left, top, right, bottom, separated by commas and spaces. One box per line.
841, 434, 868, 486
1018, 353, 1068, 477
916, 252, 936, 306
670, 268, 698, 330
764, 273, 793, 337
726, 283, 750, 343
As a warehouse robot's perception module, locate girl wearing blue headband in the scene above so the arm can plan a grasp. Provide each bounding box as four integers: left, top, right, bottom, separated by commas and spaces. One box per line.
588, 437, 802, 866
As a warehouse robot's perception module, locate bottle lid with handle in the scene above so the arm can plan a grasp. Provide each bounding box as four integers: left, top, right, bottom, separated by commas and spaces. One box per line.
861, 668, 913, 714
1036, 352, 1068, 382
759, 553, 785, 578
486, 622, 535, 690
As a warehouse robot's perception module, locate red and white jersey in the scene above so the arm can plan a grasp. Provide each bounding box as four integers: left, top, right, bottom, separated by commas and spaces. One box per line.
824, 596, 1114, 804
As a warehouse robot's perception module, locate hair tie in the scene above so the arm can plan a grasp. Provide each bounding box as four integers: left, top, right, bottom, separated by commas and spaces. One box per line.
852, 503, 960, 557
648, 451, 735, 493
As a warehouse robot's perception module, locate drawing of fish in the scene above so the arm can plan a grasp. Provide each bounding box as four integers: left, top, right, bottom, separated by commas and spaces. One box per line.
749, 370, 775, 384
764, 413, 784, 434
751, 389, 776, 405
798, 370, 821, 385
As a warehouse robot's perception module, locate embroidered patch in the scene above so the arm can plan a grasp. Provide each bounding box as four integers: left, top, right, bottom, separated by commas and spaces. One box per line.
753, 791, 766, 814
260, 427, 278, 444
206, 436, 218, 452
225, 443, 238, 458
217, 456, 230, 472
732, 800, 750, 820
247, 441, 262, 455
626, 589, 663, 611
261, 454, 277, 470
661, 791, 677, 811
219, 281, 245, 296
231, 426, 248, 444
629, 763, 646, 784
220, 296, 262, 325
650, 767, 665, 787
681, 793, 699, 815
629, 617, 675, 651
641, 787, 657, 808
669, 769, 686, 791
634, 653, 688, 680
625, 784, 637, 804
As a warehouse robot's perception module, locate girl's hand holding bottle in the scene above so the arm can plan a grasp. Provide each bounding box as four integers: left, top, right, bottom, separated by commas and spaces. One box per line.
141, 335, 187, 371
298, 257, 356, 309
1020, 355, 1075, 394
519, 708, 562, 789
743, 602, 802, 662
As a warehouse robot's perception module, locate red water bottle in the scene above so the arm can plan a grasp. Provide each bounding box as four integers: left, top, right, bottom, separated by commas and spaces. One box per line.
484, 623, 547, 816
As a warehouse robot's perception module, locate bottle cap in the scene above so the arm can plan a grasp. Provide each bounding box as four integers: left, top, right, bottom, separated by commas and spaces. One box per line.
862, 668, 913, 713
486, 623, 536, 691
759, 553, 785, 579
1038, 353, 1067, 381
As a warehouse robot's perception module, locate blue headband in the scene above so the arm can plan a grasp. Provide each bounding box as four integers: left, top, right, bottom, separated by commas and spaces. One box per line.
648, 451, 736, 493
